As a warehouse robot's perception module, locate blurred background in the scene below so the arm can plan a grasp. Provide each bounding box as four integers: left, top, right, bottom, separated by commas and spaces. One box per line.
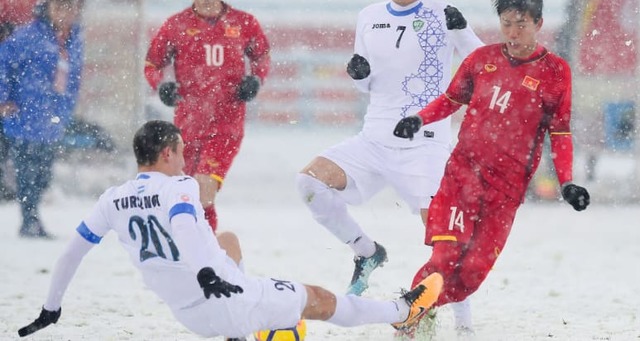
0, 0, 638, 204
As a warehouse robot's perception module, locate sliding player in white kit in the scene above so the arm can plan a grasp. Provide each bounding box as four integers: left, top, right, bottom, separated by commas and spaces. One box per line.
17, 120, 444, 340
295, 0, 483, 336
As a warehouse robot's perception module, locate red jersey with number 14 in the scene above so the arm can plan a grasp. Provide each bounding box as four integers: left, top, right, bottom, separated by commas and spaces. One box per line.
444, 43, 572, 201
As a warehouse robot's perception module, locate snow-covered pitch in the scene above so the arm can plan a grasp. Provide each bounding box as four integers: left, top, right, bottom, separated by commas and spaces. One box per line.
1, 126, 638, 340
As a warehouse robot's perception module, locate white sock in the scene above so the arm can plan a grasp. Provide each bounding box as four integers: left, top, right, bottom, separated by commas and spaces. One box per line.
451, 298, 473, 330
296, 173, 375, 257
326, 294, 409, 327
352, 235, 376, 258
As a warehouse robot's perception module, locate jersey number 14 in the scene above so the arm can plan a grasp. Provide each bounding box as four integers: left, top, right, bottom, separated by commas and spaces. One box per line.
448, 206, 465, 232
490, 85, 511, 114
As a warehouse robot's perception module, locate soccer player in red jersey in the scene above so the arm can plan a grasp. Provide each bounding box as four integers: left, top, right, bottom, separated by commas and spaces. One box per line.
144, 0, 270, 233
392, 0, 590, 321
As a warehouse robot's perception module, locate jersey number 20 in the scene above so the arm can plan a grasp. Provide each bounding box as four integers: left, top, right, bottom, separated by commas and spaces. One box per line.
129, 215, 180, 262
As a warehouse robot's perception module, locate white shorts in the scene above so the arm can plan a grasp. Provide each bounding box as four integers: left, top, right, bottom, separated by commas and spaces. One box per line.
172, 272, 308, 338
321, 132, 450, 214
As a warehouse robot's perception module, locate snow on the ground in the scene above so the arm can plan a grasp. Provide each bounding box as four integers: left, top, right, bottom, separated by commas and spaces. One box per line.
1, 125, 638, 340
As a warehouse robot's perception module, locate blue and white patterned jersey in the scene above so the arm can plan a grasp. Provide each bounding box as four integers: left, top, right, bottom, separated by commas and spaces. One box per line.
353, 0, 483, 148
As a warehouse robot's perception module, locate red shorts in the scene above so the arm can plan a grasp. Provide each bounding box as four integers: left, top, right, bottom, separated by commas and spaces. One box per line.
425, 153, 519, 246
182, 133, 243, 184
416, 153, 521, 304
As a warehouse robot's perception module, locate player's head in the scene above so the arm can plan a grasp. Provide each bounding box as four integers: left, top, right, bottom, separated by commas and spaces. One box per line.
193, 0, 222, 17
494, 0, 543, 58
35, 0, 84, 32
133, 120, 184, 174
493, 0, 542, 22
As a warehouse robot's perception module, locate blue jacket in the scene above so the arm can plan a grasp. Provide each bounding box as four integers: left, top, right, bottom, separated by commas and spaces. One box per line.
0, 18, 83, 143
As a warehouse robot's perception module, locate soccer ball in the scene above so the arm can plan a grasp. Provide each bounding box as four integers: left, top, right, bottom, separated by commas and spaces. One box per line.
254, 320, 306, 341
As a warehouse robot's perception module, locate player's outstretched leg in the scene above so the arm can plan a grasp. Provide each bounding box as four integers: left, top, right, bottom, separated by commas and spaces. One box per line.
347, 242, 388, 295
391, 272, 443, 332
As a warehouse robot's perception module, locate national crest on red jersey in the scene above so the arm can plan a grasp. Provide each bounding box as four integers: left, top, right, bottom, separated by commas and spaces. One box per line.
521, 75, 540, 91
224, 25, 241, 38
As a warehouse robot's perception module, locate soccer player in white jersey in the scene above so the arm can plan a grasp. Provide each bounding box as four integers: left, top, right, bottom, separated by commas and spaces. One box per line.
295, 0, 483, 336
18, 120, 444, 340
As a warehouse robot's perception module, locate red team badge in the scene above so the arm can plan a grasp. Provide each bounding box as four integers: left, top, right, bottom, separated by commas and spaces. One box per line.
186, 28, 200, 36
224, 25, 241, 38
484, 64, 497, 72
522, 75, 540, 91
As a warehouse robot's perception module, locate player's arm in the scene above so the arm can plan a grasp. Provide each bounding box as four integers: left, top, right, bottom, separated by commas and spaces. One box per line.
394, 49, 476, 139
171, 213, 244, 299
348, 10, 371, 92
0, 32, 18, 111
393, 94, 462, 139
169, 179, 243, 299
0, 53, 17, 114
246, 16, 270, 83
550, 131, 590, 211
445, 5, 484, 58
236, 16, 270, 102
550, 132, 573, 186
144, 21, 175, 90
18, 231, 97, 337
548, 64, 589, 211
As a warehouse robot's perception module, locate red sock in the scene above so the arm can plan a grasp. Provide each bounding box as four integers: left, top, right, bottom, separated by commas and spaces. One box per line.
411, 242, 463, 303
204, 205, 217, 233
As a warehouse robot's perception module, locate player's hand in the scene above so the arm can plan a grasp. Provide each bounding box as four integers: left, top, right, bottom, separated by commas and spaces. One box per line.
197, 267, 244, 299
561, 183, 590, 211
237, 75, 260, 102
346, 54, 370, 80
158, 82, 180, 107
18, 307, 61, 337
444, 5, 467, 30
393, 116, 422, 140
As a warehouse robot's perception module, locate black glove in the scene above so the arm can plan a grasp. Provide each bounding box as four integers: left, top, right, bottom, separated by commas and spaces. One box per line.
197, 267, 243, 299
561, 183, 590, 211
18, 307, 61, 337
444, 5, 467, 30
237, 75, 260, 102
393, 116, 423, 140
346, 54, 370, 80
158, 82, 180, 107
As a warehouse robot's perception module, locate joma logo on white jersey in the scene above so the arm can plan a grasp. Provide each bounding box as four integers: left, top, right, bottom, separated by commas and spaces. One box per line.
371, 23, 391, 29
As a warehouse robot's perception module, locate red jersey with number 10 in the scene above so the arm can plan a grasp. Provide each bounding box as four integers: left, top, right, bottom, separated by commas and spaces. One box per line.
145, 4, 270, 139
444, 43, 572, 201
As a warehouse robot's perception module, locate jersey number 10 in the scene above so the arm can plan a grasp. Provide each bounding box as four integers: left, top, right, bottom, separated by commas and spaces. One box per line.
204, 44, 224, 66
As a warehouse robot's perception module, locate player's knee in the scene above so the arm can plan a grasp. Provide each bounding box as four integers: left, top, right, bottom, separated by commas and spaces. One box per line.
302, 285, 336, 321
459, 260, 491, 295
217, 231, 242, 264
429, 241, 462, 276
296, 173, 322, 202
295, 173, 332, 215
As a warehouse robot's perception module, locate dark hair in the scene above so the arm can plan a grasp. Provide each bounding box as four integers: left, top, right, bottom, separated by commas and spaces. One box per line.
0, 22, 15, 43
493, 0, 543, 23
133, 120, 181, 166
34, 0, 85, 22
